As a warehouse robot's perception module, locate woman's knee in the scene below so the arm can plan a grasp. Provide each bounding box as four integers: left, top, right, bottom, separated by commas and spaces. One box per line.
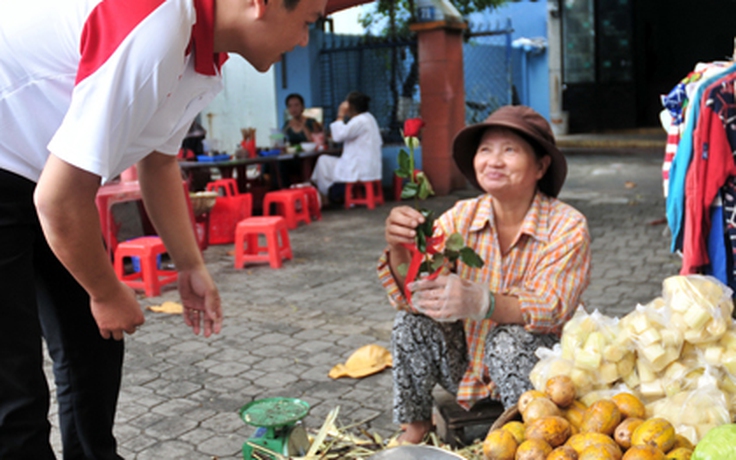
392, 312, 431, 354
486, 325, 557, 353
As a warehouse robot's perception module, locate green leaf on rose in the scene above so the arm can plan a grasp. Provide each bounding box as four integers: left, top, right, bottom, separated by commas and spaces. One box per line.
415, 172, 434, 199
397, 149, 412, 178
443, 249, 459, 264
445, 233, 465, 252
401, 182, 418, 199
459, 247, 484, 268
430, 253, 444, 272
419, 260, 433, 274
417, 209, 435, 238
416, 230, 426, 254
418, 179, 431, 200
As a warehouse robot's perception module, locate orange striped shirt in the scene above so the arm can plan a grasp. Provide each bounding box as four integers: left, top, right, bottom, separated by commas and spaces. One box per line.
377, 192, 591, 409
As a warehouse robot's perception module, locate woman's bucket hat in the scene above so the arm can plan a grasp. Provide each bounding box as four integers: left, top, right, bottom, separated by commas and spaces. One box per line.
452, 105, 567, 197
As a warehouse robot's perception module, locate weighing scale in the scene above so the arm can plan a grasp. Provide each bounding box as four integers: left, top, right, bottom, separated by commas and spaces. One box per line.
239, 397, 311, 459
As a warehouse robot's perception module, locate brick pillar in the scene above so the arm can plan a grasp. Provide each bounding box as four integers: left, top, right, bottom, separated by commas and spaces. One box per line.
409, 20, 467, 196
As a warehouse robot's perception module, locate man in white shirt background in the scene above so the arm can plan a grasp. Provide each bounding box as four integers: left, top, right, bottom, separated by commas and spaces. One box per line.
311, 91, 384, 203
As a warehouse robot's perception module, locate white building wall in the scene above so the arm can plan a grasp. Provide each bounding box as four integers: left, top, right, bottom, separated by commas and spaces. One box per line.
200, 55, 277, 154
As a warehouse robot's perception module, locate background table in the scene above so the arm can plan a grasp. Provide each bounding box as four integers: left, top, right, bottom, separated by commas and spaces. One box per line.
95, 180, 199, 259
178, 149, 340, 193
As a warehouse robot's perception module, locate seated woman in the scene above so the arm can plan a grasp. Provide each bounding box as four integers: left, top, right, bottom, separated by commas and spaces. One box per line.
311, 91, 382, 200
377, 105, 591, 444
276, 94, 323, 188
282, 93, 322, 146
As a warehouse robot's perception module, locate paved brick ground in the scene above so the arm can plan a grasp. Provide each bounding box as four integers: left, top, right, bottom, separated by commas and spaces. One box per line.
45, 148, 681, 458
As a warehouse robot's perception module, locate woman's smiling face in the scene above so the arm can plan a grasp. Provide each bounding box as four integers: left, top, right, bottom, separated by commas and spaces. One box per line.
473, 127, 550, 197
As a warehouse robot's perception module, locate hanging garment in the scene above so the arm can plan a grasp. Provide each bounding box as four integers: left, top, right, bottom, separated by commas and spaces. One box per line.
682, 75, 736, 273
666, 62, 736, 253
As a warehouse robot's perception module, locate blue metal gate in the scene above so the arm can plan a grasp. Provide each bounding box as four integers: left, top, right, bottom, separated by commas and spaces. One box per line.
317, 18, 513, 140
463, 18, 514, 124
319, 33, 418, 144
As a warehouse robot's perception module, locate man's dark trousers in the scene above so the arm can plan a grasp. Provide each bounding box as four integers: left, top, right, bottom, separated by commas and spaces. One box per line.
0, 169, 124, 459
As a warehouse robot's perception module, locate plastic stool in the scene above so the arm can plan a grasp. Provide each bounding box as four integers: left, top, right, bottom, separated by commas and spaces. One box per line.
234, 216, 293, 269
263, 189, 311, 230
114, 236, 177, 297
294, 185, 321, 221
206, 178, 239, 197
345, 180, 385, 210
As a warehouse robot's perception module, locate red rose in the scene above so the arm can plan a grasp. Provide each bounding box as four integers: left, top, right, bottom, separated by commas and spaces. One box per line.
403, 118, 425, 137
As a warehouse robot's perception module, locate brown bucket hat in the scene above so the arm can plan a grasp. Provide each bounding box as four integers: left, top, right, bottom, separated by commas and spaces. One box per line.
452, 105, 567, 197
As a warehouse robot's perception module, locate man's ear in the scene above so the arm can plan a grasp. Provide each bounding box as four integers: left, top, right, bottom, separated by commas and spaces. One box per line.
253, 0, 268, 19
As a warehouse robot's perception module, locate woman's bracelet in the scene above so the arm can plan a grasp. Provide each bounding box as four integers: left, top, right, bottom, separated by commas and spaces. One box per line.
485, 291, 496, 319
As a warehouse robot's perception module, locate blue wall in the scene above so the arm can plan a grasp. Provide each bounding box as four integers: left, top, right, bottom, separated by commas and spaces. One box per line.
274, 28, 324, 129
470, 1, 550, 119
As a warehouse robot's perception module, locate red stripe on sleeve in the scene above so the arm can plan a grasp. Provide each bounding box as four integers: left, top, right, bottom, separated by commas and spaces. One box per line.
76, 0, 166, 84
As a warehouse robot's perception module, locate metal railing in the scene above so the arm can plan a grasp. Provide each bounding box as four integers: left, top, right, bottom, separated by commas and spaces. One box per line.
319, 33, 418, 143
463, 18, 514, 124
318, 18, 513, 141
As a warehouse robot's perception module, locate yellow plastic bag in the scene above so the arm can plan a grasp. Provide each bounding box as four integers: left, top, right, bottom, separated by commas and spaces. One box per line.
146, 301, 183, 314
328, 344, 393, 379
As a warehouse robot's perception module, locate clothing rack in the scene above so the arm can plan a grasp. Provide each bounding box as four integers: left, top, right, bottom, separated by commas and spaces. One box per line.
662, 50, 736, 287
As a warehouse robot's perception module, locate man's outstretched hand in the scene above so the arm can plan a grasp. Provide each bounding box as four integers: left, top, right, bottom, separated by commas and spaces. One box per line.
178, 266, 223, 337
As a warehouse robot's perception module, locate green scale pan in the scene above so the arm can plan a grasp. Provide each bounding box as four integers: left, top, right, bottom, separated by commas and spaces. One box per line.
239, 397, 311, 459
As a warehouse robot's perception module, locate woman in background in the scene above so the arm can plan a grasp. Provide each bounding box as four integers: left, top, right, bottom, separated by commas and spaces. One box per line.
282, 93, 323, 145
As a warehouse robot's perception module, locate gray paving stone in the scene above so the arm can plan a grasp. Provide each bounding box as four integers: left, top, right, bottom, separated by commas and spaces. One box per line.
196, 433, 242, 458
199, 412, 244, 434
178, 426, 218, 448
207, 361, 251, 377
154, 380, 203, 399
113, 423, 142, 444
251, 332, 300, 347
115, 401, 151, 424
169, 340, 212, 353
118, 390, 168, 410
135, 440, 197, 459
132, 330, 172, 345
248, 343, 295, 358
182, 406, 219, 422
143, 416, 199, 440
124, 369, 161, 385
151, 398, 201, 417
128, 412, 168, 430
119, 433, 158, 453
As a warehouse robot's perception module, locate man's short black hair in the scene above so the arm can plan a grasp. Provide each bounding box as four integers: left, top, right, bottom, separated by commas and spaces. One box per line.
346, 91, 370, 114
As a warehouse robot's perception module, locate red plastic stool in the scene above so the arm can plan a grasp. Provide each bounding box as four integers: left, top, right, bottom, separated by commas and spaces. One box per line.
208, 193, 253, 245
345, 180, 385, 210
293, 185, 321, 221
263, 189, 311, 230
234, 216, 293, 269
206, 178, 239, 197
114, 236, 177, 297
